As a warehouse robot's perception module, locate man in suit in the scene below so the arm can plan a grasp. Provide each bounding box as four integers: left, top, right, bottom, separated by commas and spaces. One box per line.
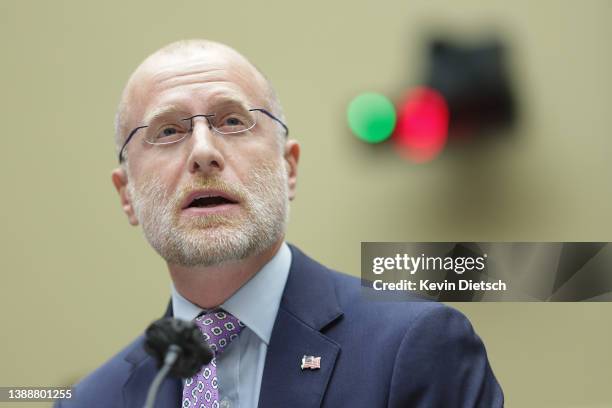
57, 39, 503, 407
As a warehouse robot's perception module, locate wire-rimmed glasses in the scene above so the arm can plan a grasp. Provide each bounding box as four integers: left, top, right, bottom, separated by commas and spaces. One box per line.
118, 107, 288, 163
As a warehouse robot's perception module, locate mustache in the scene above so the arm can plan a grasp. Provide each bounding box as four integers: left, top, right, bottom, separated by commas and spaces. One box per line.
175, 177, 248, 207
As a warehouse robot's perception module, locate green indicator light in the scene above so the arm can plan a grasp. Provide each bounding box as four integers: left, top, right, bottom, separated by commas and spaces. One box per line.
347, 93, 396, 143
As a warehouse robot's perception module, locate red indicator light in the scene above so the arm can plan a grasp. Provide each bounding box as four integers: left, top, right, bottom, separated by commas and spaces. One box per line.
393, 87, 449, 163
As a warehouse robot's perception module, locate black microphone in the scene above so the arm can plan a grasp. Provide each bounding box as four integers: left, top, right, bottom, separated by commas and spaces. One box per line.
142, 317, 213, 408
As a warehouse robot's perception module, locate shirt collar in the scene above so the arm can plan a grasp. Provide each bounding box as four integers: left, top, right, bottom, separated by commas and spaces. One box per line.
171, 242, 292, 345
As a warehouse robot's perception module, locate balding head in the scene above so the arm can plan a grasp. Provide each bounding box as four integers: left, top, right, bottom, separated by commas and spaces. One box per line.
114, 39, 286, 160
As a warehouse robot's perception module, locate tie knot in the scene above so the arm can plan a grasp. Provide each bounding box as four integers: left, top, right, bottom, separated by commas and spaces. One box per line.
194, 309, 245, 355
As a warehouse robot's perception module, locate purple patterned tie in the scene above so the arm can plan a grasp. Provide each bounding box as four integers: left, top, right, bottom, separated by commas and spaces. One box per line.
181, 309, 245, 408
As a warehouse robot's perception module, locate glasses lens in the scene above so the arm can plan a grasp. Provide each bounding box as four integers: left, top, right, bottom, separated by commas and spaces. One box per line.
145, 118, 190, 145
209, 105, 256, 134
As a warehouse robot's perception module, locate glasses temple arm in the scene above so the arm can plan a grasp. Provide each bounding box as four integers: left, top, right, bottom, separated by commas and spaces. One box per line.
118, 126, 148, 163
250, 109, 289, 137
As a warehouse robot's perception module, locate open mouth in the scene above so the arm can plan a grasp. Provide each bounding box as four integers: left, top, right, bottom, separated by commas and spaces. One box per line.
181, 190, 240, 213
186, 195, 238, 208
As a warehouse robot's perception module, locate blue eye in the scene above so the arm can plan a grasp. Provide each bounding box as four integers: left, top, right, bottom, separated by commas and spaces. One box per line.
212, 112, 255, 134
146, 124, 187, 144
225, 117, 244, 126
161, 127, 178, 137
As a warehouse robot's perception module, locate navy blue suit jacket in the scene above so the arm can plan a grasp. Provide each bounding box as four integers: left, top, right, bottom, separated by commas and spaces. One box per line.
57, 245, 503, 407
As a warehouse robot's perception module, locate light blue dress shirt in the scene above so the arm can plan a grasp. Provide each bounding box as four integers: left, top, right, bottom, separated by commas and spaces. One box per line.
171, 242, 292, 408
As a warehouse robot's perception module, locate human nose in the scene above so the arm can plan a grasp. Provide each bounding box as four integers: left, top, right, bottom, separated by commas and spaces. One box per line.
186, 118, 225, 175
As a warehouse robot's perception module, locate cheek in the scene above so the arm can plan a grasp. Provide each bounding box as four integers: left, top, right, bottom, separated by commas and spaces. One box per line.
130, 157, 184, 196
235, 153, 281, 183
129, 161, 179, 200
226, 136, 282, 166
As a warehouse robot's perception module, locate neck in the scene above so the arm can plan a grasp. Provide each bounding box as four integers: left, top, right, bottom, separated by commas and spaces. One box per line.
168, 238, 284, 309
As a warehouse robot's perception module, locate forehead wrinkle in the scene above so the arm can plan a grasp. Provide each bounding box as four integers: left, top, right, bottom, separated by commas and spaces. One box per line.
152, 69, 228, 90
148, 57, 257, 89
148, 59, 267, 103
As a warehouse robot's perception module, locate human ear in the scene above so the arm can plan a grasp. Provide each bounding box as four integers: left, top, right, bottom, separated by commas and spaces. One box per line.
111, 167, 139, 226
284, 140, 300, 201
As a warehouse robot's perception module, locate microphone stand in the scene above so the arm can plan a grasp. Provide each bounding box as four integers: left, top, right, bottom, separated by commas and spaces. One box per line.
141, 317, 212, 408
143, 344, 182, 408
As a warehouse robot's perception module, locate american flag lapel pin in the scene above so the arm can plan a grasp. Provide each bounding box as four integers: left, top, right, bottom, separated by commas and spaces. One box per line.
301, 355, 321, 370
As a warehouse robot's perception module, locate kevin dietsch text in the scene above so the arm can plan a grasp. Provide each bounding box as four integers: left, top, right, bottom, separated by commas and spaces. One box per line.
372, 279, 507, 292
369, 253, 507, 293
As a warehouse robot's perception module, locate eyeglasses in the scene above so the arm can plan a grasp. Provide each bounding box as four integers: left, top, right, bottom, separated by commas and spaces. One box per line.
118, 107, 289, 163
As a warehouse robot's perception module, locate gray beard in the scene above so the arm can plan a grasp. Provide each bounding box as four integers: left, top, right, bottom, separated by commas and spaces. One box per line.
127, 160, 289, 267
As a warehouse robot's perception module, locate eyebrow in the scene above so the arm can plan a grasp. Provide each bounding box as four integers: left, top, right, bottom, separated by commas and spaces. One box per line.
141, 95, 252, 125
142, 104, 188, 125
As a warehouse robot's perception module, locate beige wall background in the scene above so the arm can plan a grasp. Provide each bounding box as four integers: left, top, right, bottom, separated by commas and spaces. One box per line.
1, 1, 611, 407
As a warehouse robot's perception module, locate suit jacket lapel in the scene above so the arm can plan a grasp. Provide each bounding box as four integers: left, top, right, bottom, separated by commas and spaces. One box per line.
122, 302, 183, 408
258, 245, 344, 408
